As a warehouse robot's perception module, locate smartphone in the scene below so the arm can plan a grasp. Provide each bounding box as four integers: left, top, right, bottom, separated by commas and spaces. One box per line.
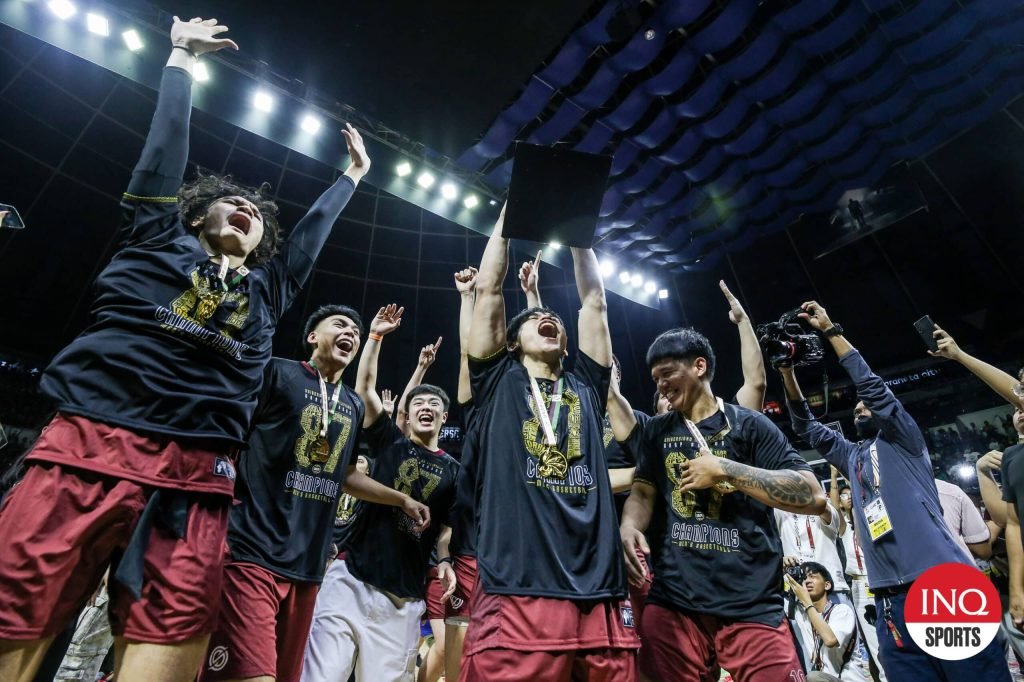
0, 204, 25, 230
913, 315, 939, 352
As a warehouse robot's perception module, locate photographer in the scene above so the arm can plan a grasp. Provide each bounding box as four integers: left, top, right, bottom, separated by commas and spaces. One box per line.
778, 301, 1010, 681
785, 562, 861, 681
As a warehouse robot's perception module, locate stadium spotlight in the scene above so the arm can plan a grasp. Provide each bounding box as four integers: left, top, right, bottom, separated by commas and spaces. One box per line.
86, 13, 108, 36
252, 90, 274, 113
396, 161, 412, 177
658, 289, 669, 299
300, 114, 322, 135
416, 172, 436, 189
619, 271, 631, 285
441, 182, 458, 201
463, 195, 479, 209
122, 29, 144, 52
193, 61, 210, 82
48, 0, 76, 21
631, 274, 643, 288
644, 281, 657, 294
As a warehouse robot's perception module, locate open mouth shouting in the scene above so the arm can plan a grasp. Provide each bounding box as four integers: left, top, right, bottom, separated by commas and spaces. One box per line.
416, 410, 436, 428
336, 336, 355, 354
537, 319, 559, 339
227, 212, 252, 235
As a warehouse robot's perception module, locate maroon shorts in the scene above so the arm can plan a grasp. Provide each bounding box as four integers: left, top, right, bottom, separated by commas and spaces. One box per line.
639, 604, 803, 682
425, 565, 446, 621
461, 589, 639, 680
460, 647, 636, 682
627, 550, 652, 640
198, 561, 318, 682
445, 554, 478, 622
0, 461, 229, 642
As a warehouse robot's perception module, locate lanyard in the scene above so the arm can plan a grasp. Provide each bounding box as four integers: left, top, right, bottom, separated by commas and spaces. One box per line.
856, 441, 881, 503
795, 515, 815, 551
683, 397, 728, 454
209, 255, 249, 291
528, 375, 564, 446
312, 362, 343, 438
853, 530, 864, 571
812, 603, 837, 670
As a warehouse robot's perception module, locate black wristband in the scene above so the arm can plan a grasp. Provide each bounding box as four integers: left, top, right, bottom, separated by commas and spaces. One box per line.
823, 323, 844, 338
438, 556, 454, 566
172, 44, 197, 59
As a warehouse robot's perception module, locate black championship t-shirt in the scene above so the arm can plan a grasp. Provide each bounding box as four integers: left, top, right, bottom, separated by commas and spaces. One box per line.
345, 415, 459, 599
448, 401, 479, 557
38, 67, 356, 460
632, 402, 811, 625
1001, 444, 1024, 529
228, 359, 363, 583
469, 350, 626, 600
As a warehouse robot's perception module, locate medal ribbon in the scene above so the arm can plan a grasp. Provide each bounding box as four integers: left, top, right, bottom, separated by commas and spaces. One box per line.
856, 442, 882, 503
312, 362, 344, 438
528, 375, 564, 446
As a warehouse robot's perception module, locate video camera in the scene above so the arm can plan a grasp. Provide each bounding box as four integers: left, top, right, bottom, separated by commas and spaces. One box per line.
756, 309, 825, 369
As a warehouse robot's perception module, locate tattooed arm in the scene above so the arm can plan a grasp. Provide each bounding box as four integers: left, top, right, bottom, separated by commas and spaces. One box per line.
680, 451, 825, 514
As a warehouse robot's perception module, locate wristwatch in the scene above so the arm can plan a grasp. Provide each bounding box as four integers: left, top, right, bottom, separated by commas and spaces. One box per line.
823, 323, 844, 338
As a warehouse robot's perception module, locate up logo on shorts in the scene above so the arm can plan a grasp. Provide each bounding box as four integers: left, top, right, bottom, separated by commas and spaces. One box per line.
621, 605, 635, 628
449, 595, 466, 610
207, 645, 230, 672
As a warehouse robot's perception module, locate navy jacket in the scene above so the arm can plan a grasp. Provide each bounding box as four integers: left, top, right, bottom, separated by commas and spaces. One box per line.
788, 350, 971, 589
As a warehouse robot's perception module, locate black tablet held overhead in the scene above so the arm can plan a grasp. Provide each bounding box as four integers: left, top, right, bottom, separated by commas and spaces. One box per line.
501, 142, 612, 248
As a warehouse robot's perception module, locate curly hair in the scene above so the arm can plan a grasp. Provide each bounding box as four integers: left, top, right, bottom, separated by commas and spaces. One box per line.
178, 172, 281, 266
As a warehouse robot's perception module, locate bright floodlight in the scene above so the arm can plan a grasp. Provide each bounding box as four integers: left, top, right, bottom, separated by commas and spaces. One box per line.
489, 199, 498, 206
300, 114, 322, 135
48, 0, 76, 20
631, 274, 644, 288
644, 281, 657, 294
252, 90, 274, 113
86, 13, 109, 36
441, 182, 458, 201
463, 195, 479, 209
619, 271, 631, 284
417, 172, 436, 189
600, 259, 615, 276
122, 29, 144, 52
658, 288, 669, 299
396, 161, 412, 177
957, 464, 974, 480
550, 241, 562, 251
193, 61, 210, 83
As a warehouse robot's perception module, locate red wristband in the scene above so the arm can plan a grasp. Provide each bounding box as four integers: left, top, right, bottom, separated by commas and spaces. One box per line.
369, 333, 383, 342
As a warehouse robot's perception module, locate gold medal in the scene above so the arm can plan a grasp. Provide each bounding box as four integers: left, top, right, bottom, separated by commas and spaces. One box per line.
538, 445, 569, 479
195, 290, 224, 323
309, 435, 331, 463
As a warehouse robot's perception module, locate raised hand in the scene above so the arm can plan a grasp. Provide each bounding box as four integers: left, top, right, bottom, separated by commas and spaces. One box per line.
929, 324, 962, 361
797, 300, 834, 332
381, 389, 395, 417
341, 123, 371, 180
719, 280, 747, 325
454, 267, 478, 295
783, 573, 812, 607
170, 16, 239, 56
370, 304, 404, 337
418, 336, 443, 368
519, 251, 541, 296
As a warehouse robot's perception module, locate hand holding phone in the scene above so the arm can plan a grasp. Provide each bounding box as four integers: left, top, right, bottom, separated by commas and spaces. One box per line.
913, 315, 939, 353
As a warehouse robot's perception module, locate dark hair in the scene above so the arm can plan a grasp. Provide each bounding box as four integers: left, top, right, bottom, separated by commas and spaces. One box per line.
801, 561, 834, 593
645, 327, 716, 381
303, 305, 364, 351
506, 306, 565, 351
406, 384, 450, 412
178, 171, 281, 266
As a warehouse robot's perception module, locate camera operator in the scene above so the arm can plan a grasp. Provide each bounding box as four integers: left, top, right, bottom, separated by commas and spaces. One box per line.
785, 562, 863, 682
778, 301, 1010, 681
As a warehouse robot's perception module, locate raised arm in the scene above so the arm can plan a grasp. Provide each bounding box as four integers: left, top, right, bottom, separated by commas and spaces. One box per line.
395, 337, 441, 434
977, 450, 1008, 529
468, 206, 509, 359
1008, 503, 1024, 629
720, 281, 766, 411
932, 324, 1022, 409
607, 360, 638, 442
127, 17, 237, 200
281, 124, 370, 287
574, 247, 612, 367
780, 365, 857, 475
829, 467, 847, 536
355, 304, 404, 427
454, 267, 477, 404
519, 251, 543, 308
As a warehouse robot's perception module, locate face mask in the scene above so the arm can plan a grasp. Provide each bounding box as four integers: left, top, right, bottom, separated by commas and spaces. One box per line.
855, 415, 880, 440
